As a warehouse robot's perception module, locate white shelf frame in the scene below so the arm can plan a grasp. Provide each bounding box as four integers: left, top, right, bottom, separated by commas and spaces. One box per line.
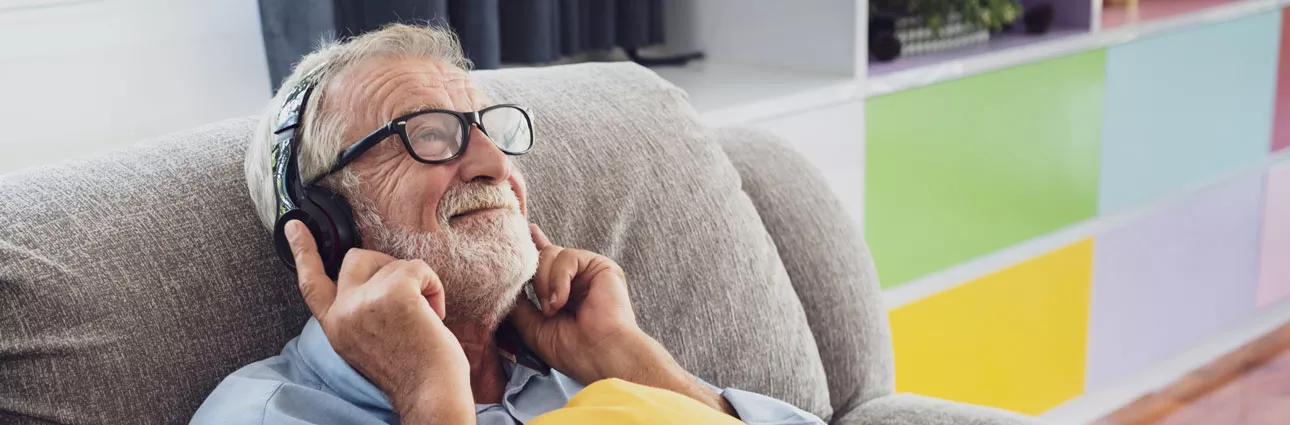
656, 0, 1290, 126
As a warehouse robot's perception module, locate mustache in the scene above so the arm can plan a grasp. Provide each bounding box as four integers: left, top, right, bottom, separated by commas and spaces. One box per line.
437, 181, 521, 221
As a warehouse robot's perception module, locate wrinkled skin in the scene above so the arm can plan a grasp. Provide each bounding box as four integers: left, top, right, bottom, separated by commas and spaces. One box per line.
288, 56, 736, 424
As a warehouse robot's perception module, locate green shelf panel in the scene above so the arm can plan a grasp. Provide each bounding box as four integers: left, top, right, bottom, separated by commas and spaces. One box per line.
866, 50, 1106, 288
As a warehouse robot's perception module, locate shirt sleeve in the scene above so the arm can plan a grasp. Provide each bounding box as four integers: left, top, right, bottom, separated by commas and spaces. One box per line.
190, 371, 395, 425
719, 388, 827, 425
191, 319, 525, 425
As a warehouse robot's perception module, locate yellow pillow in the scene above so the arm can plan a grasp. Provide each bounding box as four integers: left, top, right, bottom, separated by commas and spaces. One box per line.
530, 379, 743, 425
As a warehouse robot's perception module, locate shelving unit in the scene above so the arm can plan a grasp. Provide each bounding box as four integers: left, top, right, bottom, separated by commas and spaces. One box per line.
1102, 0, 1242, 29
870, 0, 1290, 95
654, 0, 863, 124
869, 0, 1097, 80
868, 27, 1088, 77
649, 62, 857, 127
656, 0, 1290, 423
659, 0, 1290, 121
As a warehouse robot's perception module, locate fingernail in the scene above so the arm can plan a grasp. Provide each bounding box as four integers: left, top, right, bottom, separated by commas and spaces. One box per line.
284, 220, 300, 241
549, 293, 558, 310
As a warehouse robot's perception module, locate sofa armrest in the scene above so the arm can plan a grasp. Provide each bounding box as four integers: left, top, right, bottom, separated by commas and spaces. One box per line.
831, 393, 1051, 425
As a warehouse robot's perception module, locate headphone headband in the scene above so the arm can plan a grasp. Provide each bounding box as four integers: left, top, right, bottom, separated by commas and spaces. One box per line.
269, 66, 358, 279
271, 67, 325, 219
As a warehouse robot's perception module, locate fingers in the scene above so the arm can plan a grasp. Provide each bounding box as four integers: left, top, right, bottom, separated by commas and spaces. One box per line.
370, 259, 447, 320
532, 243, 563, 315
543, 249, 583, 315
532, 227, 556, 313
411, 260, 447, 321
506, 295, 546, 349
514, 173, 529, 218
530, 223, 552, 250
528, 224, 587, 316
338, 249, 396, 290
285, 220, 336, 319
569, 256, 628, 310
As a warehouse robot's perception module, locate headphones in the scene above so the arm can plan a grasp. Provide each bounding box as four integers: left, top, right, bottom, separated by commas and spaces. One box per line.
270, 68, 359, 279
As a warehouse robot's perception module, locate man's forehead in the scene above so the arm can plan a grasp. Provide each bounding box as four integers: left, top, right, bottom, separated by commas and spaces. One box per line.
337, 56, 466, 83
327, 56, 489, 118
393, 101, 494, 118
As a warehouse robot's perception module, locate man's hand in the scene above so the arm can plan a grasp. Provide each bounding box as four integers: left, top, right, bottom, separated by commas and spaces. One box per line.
508, 224, 737, 417
285, 220, 473, 424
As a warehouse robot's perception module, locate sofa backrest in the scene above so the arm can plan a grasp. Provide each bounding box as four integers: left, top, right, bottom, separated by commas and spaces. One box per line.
0, 62, 890, 424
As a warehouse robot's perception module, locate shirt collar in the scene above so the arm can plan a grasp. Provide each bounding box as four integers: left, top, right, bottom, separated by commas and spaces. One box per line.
292, 317, 564, 419
295, 318, 393, 411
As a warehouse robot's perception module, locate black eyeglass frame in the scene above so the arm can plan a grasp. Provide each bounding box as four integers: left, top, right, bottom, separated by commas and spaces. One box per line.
313, 104, 534, 183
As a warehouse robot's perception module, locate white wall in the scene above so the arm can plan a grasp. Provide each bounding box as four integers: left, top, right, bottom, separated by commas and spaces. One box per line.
752, 99, 866, 232
0, 0, 271, 173
660, 0, 861, 76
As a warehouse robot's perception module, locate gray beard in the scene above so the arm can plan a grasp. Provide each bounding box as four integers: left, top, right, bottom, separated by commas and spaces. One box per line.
349, 182, 539, 328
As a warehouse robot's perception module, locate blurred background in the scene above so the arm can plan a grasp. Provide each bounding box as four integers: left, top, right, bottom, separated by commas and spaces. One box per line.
2, 0, 1288, 423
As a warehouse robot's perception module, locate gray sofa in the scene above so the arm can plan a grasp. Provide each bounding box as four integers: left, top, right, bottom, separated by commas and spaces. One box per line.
0, 63, 1045, 425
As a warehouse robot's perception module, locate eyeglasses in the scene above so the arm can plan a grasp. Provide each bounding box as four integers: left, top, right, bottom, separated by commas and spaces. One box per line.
316, 104, 534, 181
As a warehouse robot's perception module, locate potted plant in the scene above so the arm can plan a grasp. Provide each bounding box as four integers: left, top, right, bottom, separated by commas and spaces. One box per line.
870, 0, 1025, 61
873, 0, 1023, 32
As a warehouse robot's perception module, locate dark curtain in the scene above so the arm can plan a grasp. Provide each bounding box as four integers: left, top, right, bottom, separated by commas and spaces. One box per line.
258, 0, 665, 89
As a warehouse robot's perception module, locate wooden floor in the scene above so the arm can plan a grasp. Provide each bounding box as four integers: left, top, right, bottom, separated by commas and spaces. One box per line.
1095, 321, 1290, 425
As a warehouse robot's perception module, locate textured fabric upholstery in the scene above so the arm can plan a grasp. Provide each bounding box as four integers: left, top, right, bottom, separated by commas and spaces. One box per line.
476, 64, 832, 417
0, 117, 304, 425
712, 127, 894, 414
0, 63, 828, 424
842, 394, 1049, 425
0, 62, 1045, 425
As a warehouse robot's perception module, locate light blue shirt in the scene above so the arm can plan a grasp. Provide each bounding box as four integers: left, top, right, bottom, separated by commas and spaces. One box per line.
192, 319, 823, 424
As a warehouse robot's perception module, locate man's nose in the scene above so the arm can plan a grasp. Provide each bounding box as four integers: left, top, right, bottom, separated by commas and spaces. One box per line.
455, 124, 511, 184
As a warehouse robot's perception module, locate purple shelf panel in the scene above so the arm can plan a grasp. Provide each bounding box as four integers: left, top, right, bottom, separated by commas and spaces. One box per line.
869, 26, 1090, 77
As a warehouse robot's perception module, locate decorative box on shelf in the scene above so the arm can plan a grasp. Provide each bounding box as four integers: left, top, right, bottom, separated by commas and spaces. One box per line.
896, 13, 991, 56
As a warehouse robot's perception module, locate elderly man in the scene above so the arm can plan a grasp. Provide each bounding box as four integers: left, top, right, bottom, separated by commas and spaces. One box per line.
192, 24, 823, 424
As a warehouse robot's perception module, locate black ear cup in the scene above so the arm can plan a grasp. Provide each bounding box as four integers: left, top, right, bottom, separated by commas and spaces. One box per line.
273, 209, 318, 272
270, 188, 359, 280
303, 186, 359, 278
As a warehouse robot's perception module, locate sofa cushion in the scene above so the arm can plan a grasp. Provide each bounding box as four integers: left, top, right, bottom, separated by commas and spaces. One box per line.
714, 127, 894, 415
0, 62, 830, 424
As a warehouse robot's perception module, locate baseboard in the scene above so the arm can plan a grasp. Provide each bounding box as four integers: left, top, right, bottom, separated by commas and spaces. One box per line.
1039, 297, 1290, 424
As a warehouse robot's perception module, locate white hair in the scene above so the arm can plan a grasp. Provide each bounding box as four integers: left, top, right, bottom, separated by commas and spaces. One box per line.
353, 179, 539, 325
244, 24, 472, 230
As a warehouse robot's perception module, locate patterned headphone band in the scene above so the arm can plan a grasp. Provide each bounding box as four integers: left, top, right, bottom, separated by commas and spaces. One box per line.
270, 66, 327, 220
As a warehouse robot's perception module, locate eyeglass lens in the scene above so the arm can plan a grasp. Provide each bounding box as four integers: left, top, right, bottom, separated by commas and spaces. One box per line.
402, 106, 532, 162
